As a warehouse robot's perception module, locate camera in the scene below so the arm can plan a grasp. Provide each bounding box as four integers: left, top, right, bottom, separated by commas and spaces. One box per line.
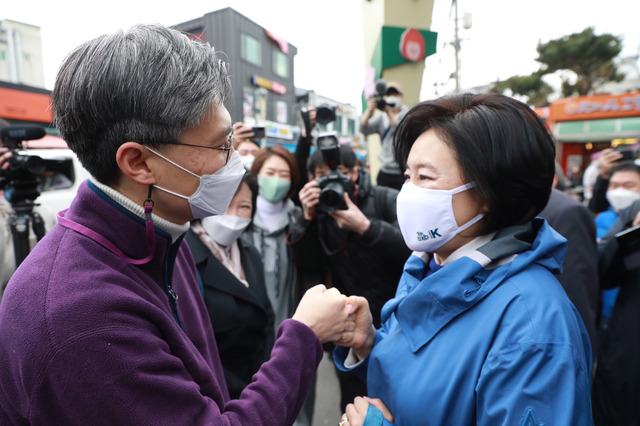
251, 126, 265, 140
616, 145, 639, 162
372, 79, 401, 111
0, 125, 67, 204
301, 103, 337, 137
315, 132, 353, 213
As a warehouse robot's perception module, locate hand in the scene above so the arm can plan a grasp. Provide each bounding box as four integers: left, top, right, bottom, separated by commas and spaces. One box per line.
335, 295, 376, 361
0, 147, 12, 170
329, 194, 371, 234
292, 285, 355, 343
340, 396, 394, 426
633, 210, 640, 227
299, 180, 321, 221
598, 148, 623, 179
232, 121, 255, 148
301, 106, 318, 138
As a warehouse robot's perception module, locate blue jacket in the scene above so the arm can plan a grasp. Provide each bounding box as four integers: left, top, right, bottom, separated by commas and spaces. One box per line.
335, 219, 593, 425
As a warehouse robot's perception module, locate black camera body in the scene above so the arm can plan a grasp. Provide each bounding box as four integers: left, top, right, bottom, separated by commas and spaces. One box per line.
616, 145, 639, 163
301, 103, 337, 137
316, 132, 353, 213
372, 79, 401, 111
1, 125, 55, 204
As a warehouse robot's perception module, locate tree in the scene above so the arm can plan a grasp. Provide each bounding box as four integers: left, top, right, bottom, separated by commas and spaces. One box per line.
492, 27, 625, 106
490, 72, 554, 108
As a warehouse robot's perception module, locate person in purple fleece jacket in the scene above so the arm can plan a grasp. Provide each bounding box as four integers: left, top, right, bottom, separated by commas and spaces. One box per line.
0, 24, 357, 425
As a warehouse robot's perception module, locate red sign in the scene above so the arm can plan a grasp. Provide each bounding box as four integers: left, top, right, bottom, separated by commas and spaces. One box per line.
549, 91, 640, 122
399, 28, 425, 62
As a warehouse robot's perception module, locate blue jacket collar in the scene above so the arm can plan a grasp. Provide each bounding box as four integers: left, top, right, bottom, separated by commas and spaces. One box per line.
384, 218, 567, 352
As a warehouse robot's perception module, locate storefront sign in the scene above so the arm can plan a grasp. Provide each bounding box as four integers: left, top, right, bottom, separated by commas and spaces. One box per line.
251, 75, 286, 95
550, 91, 640, 121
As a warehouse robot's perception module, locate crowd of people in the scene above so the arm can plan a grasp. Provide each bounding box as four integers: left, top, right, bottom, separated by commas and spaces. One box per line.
0, 22, 638, 426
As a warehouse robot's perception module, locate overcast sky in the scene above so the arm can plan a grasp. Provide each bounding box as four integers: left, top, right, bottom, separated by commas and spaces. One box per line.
3, 0, 640, 109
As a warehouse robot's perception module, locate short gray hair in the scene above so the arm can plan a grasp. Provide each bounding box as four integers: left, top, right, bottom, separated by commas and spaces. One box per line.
52, 23, 231, 184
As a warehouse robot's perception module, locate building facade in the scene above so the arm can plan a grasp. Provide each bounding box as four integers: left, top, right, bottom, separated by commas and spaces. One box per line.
0, 20, 45, 88
173, 8, 301, 150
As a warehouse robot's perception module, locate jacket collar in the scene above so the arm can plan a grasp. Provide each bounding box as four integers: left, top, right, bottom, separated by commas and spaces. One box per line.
386, 218, 567, 352
65, 180, 176, 270
186, 232, 266, 308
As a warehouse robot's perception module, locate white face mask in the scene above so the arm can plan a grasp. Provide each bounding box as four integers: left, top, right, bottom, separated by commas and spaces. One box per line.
606, 188, 640, 212
201, 214, 251, 247
396, 181, 485, 253
240, 154, 255, 170
385, 96, 402, 109
147, 148, 246, 219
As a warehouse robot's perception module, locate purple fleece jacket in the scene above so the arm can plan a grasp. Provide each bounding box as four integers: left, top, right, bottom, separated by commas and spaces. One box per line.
0, 181, 322, 425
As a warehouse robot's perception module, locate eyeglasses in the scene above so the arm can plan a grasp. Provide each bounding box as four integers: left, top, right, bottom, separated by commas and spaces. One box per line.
165, 128, 234, 165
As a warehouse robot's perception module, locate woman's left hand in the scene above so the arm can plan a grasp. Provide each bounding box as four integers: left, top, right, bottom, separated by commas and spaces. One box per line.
340, 396, 394, 426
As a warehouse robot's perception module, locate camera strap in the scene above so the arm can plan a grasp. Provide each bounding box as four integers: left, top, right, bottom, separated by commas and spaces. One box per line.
57, 201, 157, 265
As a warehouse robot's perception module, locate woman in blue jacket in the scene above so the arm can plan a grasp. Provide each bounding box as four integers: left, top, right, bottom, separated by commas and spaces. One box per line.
335, 93, 594, 426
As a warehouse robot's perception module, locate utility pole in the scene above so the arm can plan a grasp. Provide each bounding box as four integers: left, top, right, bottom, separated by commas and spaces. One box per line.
453, 0, 460, 93
451, 0, 471, 93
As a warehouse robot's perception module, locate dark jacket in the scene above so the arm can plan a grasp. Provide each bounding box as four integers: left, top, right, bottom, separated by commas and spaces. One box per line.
0, 180, 322, 425
186, 231, 275, 400
593, 199, 640, 426
289, 168, 411, 327
539, 188, 599, 354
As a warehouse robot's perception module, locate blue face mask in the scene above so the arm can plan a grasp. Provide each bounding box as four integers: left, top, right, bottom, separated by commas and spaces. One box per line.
258, 175, 291, 203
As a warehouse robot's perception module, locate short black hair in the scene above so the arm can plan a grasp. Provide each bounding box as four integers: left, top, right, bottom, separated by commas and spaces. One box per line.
307, 145, 357, 175
611, 162, 640, 178
394, 93, 556, 235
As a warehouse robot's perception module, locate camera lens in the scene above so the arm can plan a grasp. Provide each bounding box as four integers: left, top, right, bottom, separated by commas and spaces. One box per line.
319, 182, 345, 212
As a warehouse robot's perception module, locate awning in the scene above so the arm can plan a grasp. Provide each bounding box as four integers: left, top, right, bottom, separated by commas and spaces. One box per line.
553, 116, 640, 142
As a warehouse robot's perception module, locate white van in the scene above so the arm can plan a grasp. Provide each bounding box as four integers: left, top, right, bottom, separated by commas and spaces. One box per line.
21, 138, 92, 215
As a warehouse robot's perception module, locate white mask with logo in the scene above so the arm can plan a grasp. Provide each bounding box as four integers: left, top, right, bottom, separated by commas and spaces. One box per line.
606, 188, 640, 212
396, 181, 484, 253
201, 214, 251, 247
147, 148, 246, 219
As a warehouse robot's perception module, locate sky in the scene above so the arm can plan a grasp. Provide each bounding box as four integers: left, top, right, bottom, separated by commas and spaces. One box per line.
2, 0, 640, 109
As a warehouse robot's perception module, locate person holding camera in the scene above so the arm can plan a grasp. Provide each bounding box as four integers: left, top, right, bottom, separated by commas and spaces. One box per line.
0, 146, 57, 298
231, 121, 263, 170
588, 147, 640, 214
360, 81, 409, 191
0, 24, 358, 425
289, 141, 411, 411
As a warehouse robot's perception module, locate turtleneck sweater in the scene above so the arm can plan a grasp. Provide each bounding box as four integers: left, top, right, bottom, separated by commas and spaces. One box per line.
256, 195, 284, 233
91, 178, 189, 242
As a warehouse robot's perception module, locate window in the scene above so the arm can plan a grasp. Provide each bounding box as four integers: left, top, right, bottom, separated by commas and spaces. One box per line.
273, 50, 288, 78
347, 118, 356, 135
241, 33, 261, 66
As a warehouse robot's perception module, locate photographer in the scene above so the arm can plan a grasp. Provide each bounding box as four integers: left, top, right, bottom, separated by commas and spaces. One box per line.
360, 81, 409, 190
0, 142, 57, 298
288, 142, 411, 411
588, 146, 639, 214
593, 197, 640, 425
